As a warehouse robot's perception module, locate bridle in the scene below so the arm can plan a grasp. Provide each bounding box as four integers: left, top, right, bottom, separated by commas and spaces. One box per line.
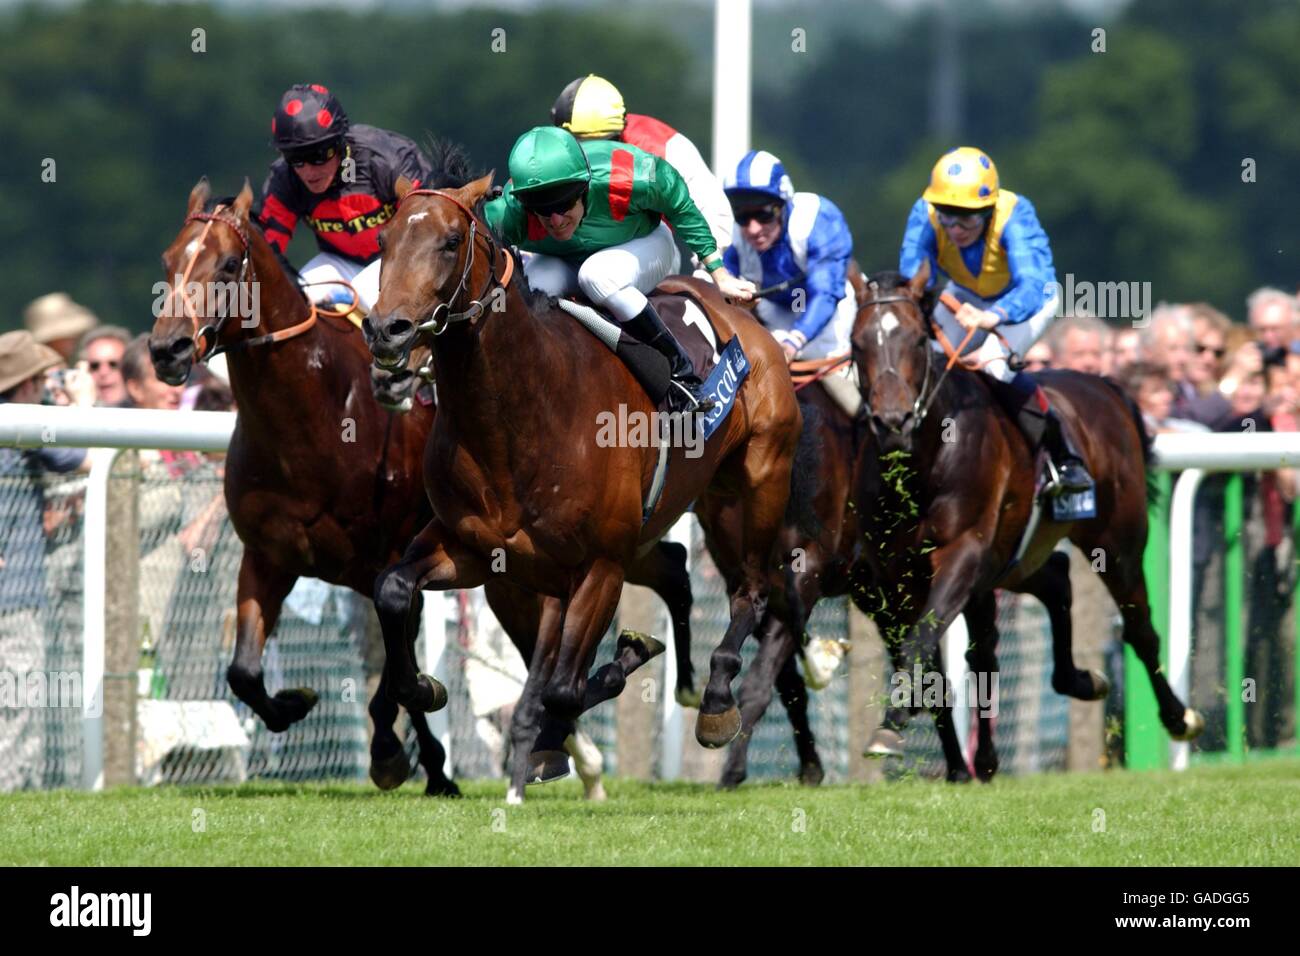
393, 189, 515, 336
173, 205, 346, 362
856, 292, 939, 431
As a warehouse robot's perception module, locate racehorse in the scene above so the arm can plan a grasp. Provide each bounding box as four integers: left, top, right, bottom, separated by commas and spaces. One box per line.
149, 172, 701, 800
708, 376, 851, 788
848, 264, 1203, 781
363, 171, 805, 781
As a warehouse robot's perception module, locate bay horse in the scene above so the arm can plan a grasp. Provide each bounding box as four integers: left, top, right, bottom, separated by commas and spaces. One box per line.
849, 264, 1204, 781
363, 172, 804, 780
148, 176, 700, 800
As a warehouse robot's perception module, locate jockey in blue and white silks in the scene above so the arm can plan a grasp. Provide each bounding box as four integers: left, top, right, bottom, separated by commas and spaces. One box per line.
899, 146, 1091, 495
722, 150, 860, 418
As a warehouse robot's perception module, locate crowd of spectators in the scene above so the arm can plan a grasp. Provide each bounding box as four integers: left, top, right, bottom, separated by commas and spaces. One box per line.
1038, 287, 1300, 753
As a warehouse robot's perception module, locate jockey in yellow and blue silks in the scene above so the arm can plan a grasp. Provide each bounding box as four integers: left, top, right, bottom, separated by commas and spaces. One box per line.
900, 146, 1092, 494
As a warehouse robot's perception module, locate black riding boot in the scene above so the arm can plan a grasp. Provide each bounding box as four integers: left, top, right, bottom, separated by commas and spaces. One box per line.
624, 302, 715, 413
997, 372, 1093, 495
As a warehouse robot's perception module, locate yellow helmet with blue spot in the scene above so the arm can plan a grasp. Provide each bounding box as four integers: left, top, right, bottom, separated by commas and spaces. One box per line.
923, 147, 999, 209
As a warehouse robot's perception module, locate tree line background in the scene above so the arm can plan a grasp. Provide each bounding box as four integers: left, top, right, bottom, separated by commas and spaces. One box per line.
2, 0, 1297, 332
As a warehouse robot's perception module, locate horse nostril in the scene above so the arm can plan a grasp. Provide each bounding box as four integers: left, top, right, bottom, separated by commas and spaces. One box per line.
169, 337, 195, 359
388, 319, 413, 341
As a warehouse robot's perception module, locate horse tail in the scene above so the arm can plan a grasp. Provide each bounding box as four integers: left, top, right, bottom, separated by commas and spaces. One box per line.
785, 399, 824, 539
1101, 375, 1159, 508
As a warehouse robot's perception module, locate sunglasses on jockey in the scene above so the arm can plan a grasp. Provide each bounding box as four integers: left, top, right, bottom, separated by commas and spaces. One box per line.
934, 205, 993, 229
733, 205, 781, 227
517, 181, 590, 219
283, 141, 343, 168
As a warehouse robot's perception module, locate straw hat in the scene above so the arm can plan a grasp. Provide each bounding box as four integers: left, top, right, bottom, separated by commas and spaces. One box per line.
23, 292, 98, 344
0, 330, 63, 394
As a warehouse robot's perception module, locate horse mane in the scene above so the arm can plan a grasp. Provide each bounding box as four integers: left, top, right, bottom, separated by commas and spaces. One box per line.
867, 269, 937, 319
204, 194, 306, 296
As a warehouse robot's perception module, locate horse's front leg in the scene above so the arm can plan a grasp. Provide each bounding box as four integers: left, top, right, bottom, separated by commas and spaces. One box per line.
227, 551, 309, 733
374, 519, 488, 713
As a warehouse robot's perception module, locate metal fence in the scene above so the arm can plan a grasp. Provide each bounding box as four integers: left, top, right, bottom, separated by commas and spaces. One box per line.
17, 450, 1234, 793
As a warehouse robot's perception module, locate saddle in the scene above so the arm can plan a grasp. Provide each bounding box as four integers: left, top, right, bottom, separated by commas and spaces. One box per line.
558, 283, 752, 522
556, 290, 729, 414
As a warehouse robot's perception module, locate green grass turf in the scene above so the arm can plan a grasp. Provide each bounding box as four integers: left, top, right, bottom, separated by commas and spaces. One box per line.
2, 759, 1296, 866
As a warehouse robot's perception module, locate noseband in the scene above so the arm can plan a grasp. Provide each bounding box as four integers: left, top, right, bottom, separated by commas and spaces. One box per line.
857, 293, 935, 431
175, 205, 254, 362
394, 189, 514, 336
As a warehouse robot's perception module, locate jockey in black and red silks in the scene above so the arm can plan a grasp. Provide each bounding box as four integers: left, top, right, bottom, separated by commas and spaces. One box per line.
255, 84, 432, 313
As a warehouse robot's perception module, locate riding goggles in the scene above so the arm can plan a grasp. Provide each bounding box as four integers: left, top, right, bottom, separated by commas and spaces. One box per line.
733, 206, 780, 226
934, 206, 992, 229
284, 142, 343, 168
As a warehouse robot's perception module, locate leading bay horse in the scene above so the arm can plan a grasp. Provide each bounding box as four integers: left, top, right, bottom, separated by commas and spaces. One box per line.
149, 174, 700, 800
849, 265, 1203, 781
364, 172, 804, 779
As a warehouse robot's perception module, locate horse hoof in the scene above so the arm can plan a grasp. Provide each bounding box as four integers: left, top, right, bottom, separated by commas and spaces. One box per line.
424, 778, 462, 798
863, 728, 905, 758
975, 759, 999, 783
803, 637, 850, 690
527, 750, 571, 784
716, 776, 744, 792
947, 766, 973, 784
695, 706, 741, 748
617, 629, 666, 663
799, 761, 825, 787
583, 781, 607, 802
505, 786, 523, 806
270, 687, 319, 729
1087, 670, 1111, 701
415, 674, 449, 713
675, 686, 702, 710
368, 750, 411, 791
1171, 708, 1205, 741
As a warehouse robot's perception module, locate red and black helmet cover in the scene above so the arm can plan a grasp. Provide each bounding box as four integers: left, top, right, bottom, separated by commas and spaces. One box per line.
271, 83, 349, 151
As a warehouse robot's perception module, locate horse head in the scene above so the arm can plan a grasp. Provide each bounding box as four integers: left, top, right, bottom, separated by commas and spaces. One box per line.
151, 177, 260, 386
851, 260, 933, 453
363, 171, 499, 370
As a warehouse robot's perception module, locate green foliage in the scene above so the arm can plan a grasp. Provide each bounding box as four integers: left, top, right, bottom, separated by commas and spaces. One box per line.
2, 0, 1295, 334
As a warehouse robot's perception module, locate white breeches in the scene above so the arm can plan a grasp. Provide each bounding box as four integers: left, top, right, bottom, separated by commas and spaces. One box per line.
930, 281, 1059, 382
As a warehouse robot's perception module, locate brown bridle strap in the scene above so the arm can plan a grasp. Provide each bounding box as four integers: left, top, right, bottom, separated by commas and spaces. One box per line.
394, 188, 514, 334
178, 206, 319, 360
934, 290, 1017, 372
790, 354, 851, 392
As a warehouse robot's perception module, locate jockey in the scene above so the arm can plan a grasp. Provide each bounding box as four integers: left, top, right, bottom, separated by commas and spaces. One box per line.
254, 84, 432, 314
899, 146, 1092, 494
722, 150, 860, 415
484, 126, 755, 413
550, 74, 733, 258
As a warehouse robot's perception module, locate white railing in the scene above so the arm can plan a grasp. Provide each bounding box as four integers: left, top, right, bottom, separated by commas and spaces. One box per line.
1148, 431, 1300, 769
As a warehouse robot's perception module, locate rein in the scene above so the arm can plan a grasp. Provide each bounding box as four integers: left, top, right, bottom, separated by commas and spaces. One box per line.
790, 354, 851, 392
857, 289, 1022, 429
176, 206, 353, 362
394, 189, 515, 335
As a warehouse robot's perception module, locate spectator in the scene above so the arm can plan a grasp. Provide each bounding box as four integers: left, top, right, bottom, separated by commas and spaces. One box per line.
1046, 314, 1109, 374
1141, 305, 1198, 416
1246, 287, 1297, 361
1117, 361, 1207, 435
0, 332, 89, 791
74, 326, 131, 407
1185, 303, 1231, 396
22, 293, 98, 363
1023, 339, 1052, 373
1110, 327, 1142, 375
